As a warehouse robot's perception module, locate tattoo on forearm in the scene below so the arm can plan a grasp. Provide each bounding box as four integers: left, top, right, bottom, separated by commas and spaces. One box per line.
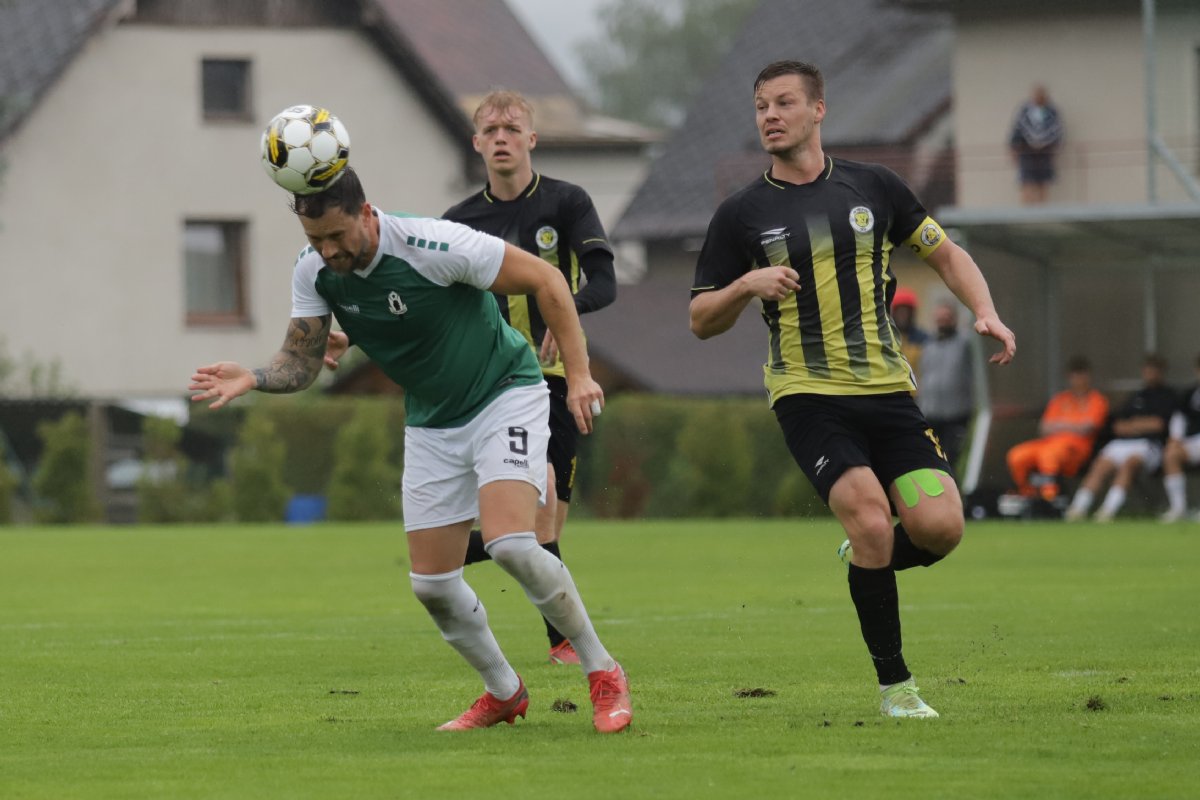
253, 315, 331, 394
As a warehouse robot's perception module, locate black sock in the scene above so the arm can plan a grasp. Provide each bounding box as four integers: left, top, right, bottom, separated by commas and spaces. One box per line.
890, 523, 945, 571
463, 529, 491, 565
848, 564, 911, 686
540, 540, 567, 647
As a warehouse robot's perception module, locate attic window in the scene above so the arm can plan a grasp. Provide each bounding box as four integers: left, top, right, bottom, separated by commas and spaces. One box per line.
202, 58, 252, 120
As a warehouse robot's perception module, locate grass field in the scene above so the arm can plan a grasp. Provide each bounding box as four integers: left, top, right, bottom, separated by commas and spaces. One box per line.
1, 519, 1197, 799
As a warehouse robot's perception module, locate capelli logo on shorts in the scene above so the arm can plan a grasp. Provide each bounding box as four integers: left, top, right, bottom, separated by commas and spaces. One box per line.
503, 457, 529, 468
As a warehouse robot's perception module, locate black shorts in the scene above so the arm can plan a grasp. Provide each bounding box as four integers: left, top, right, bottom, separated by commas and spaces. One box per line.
545, 376, 579, 503
1017, 152, 1055, 184
773, 392, 954, 504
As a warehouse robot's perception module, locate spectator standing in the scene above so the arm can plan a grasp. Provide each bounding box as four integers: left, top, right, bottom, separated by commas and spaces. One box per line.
1009, 85, 1063, 205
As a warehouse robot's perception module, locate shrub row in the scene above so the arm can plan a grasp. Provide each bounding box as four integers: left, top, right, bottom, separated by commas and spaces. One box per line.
576, 394, 827, 519
5, 394, 829, 525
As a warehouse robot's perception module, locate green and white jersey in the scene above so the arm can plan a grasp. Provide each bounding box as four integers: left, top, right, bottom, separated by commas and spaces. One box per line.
291, 208, 543, 429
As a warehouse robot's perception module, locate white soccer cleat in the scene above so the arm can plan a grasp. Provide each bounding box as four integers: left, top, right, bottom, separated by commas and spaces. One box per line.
880, 678, 939, 719
1092, 509, 1115, 523
1159, 508, 1186, 524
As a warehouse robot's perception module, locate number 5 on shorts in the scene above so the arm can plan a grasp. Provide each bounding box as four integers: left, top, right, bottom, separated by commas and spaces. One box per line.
508, 426, 528, 455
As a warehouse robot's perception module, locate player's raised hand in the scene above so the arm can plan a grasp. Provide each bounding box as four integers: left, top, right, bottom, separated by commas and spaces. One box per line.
974, 314, 1017, 365
324, 330, 350, 370
743, 266, 801, 302
189, 362, 256, 409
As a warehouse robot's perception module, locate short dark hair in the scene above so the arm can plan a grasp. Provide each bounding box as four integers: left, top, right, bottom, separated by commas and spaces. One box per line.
754, 60, 824, 102
1144, 353, 1167, 371
1065, 355, 1091, 374
291, 166, 365, 219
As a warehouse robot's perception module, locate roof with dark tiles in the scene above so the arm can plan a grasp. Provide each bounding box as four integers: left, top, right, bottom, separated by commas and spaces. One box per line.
0, 0, 120, 138
0, 0, 651, 146
373, 0, 574, 99
613, 0, 951, 241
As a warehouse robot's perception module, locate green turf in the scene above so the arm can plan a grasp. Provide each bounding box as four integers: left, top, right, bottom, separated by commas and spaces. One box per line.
1, 519, 1197, 799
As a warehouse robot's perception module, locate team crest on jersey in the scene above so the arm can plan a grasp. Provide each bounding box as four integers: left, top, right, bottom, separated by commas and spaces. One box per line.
536, 226, 559, 250
849, 206, 875, 233
387, 291, 407, 316
919, 223, 942, 247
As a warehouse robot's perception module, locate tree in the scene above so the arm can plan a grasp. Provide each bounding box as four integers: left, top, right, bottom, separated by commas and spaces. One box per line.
31, 412, 100, 524
326, 403, 400, 522
0, 336, 75, 398
0, 435, 19, 524
579, 0, 758, 128
229, 411, 289, 523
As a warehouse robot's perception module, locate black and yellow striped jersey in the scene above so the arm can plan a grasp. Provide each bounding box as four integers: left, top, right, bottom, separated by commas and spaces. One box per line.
692, 156, 948, 403
443, 173, 616, 378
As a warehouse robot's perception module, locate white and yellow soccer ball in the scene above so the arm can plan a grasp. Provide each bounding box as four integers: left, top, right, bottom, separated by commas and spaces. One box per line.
260, 105, 350, 194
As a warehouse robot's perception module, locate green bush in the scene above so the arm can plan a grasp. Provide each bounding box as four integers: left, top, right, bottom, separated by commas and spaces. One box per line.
135, 416, 234, 524
136, 416, 189, 524
252, 396, 356, 495
202, 478, 235, 523
327, 402, 401, 522
229, 411, 289, 522
32, 412, 100, 524
652, 401, 753, 517
580, 394, 831, 519
582, 394, 686, 518
771, 469, 825, 517
239, 396, 405, 498
0, 439, 18, 524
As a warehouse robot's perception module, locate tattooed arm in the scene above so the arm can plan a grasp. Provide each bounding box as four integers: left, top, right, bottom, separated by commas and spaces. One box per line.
189, 315, 332, 409
252, 315, 332, 392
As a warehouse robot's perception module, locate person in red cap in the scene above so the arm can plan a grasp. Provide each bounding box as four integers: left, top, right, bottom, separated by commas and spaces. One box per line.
891, 287, 929, 378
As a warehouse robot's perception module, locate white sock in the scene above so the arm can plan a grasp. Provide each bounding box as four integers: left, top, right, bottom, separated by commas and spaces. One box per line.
486, 532, 615, 675
409, 569, 520, 699
1164, 473, 1187, 513
1068, 488, 1094, 514
1098, 486, 1126, 517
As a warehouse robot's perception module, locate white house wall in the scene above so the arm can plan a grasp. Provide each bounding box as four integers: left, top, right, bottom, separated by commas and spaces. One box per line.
952, 10, 1199, 208
0, 23, 465, 399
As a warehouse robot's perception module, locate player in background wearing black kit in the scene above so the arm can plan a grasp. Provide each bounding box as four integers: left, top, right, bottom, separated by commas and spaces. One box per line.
443, 89, 616, 665
1159, 354, 1200, 523
689, 61, 1016, 718
326, 90, 616, 665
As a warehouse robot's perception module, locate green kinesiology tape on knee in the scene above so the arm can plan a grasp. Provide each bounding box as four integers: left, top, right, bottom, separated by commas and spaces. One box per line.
894, 469, 950, 508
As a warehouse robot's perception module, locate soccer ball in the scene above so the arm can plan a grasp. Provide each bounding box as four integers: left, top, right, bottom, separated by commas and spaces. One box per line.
260, 105, 350, 194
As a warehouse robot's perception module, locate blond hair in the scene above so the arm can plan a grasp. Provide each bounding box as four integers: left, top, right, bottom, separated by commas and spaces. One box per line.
472, 89, 535, 129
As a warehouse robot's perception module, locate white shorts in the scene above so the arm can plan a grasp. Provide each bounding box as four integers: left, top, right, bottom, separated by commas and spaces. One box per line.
1180, 433, 1200, 465
402, 383, 549, 532
1097, 438, 1163, 473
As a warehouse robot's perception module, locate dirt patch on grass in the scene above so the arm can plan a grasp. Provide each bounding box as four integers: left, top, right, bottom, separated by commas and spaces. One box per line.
551, 698, 578, 713
734, 688, 776, 698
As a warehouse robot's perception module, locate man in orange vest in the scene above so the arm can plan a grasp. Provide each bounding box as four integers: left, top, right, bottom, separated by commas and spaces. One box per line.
1007, 356, 1108, 502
